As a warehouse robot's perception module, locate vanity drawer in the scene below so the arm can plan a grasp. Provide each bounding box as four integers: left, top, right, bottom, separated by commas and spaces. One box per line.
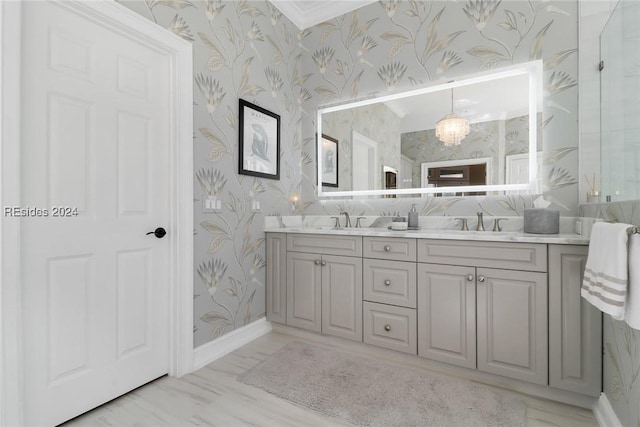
363, 236, 416, 262
363, 302, 417, 354
287, 234, 362, 257
363, 259, 416, 308
417, 239, 547, 272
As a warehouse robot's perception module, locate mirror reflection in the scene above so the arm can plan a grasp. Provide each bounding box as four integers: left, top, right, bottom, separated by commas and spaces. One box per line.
317, 61, 542, 198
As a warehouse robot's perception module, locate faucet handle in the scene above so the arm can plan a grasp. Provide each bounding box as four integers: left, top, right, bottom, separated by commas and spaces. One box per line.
476, 212, 485, 231
492, 218, 507, 232
355, 217, 366, 228
455, 218, 468, 231
331, 216, 341, 228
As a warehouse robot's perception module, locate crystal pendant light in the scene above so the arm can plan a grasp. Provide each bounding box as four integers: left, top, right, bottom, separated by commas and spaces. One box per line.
435, 89, 470, 146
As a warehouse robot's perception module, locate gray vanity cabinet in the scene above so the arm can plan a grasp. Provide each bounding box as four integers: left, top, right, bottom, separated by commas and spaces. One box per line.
286, 251, 322, 332
476, 268, 548, 385
321, 255, 363, 342
417, 239, 548, 385
268, 232, 597, 396
549, 244, 602, 397
285, 234, 363, 341
417, 263, 476, 369
362, 237, 417, 354
266, 233, 287, 323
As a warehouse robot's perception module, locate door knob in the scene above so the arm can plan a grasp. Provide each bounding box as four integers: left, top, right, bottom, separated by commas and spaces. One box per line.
466, 274, 474, 282
146, 227, 166, 238
478, 275, 485, 283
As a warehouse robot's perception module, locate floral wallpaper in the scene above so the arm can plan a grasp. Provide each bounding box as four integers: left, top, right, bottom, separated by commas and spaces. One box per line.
581, 200, 640, 427
119, 0, 582, 349
119, 0, 304, 347
299, 0, 579, 215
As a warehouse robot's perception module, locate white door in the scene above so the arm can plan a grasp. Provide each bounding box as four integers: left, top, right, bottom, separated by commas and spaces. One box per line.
20, 2, 171, 425
352, 131, 377, 191
400, 155, 413, 189
506, 152, 543, 193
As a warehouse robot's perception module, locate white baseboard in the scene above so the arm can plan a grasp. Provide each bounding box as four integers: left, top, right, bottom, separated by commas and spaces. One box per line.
593, 392, 623, 427
192, 318, 272, 372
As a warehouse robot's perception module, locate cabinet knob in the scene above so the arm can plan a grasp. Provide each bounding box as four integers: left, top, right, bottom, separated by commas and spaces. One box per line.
384, 324, 391, 332
478, 275, 485, 283
384, 279, 391, 286
314, 260, 320, 265
384, 245, 391, 252
321, 260, 327, 266
466, 274, 474, 282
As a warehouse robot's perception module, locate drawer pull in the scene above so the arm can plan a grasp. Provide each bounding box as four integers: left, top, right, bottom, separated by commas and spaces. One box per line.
478, 275, 485, 283
384, 279, 391, 286
466, 274, 474, 282
321, 260, 327, 266
314, 260, 320, 265
384, 324, 391, 332
384, 245, 391, 252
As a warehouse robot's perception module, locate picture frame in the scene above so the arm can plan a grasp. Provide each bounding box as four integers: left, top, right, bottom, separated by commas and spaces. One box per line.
321, 134, 339, 187
239, 99, 280, 180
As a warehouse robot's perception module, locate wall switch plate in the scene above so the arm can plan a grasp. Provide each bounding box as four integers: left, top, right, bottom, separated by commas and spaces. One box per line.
203, 196, 222, 213
250, 199, 261, 212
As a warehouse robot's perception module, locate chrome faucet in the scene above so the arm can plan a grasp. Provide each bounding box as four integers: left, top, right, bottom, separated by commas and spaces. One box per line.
455, 217, 469, 231
476, 212, 485, 231
339, 211, 352, 228
492, 218, 507, 232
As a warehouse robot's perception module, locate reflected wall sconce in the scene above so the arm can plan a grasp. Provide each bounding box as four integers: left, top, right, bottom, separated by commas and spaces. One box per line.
290, 195, 299, 212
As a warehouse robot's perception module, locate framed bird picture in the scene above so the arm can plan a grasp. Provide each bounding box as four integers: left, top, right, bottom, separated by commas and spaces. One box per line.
239, 99, 280, 180
321, 134, 338, 187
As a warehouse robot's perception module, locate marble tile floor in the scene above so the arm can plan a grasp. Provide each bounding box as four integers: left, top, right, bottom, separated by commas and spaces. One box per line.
64, 330, 599, 427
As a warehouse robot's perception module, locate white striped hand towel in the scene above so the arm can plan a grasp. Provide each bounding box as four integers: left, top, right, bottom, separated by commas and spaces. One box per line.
581, 222, 632, 320
624, 233, 640, 329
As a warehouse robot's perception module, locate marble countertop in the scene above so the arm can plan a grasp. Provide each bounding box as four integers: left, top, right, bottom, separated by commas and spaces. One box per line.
263, 226, 590, 245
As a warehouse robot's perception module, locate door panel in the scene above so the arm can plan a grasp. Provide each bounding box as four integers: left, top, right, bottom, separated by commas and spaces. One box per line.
417, 263, 476, 369
286, 252, 322, 332
117, 112, 150, 216
266, 234, 287, 324
116, 249, 151, 358
21, 2, 171, 425
477, 268, 548, 385
322, 255, 362, 341
549, 245, 601, 396
47, 255, 92, 383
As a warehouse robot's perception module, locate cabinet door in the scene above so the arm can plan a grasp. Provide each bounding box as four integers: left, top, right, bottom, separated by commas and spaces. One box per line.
417, 263, 476, 369
266, 234, 286, 323
477, 268, 548, 385
322, 255, 363, 342
286, 252, 321, 332
549, 245, 602, 396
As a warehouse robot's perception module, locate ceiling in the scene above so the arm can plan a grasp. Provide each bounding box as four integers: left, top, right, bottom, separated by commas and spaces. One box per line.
387, 74, 531, 133
270, 0, 377, 30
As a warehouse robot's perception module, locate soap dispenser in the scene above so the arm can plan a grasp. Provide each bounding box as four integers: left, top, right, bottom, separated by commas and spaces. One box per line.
408, 204, 418, 229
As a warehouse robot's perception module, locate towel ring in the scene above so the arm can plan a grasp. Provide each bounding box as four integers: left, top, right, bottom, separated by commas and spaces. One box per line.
627, 226, 640, 235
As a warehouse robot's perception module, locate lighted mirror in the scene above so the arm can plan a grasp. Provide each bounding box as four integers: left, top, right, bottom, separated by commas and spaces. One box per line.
316, 61, 543, 198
